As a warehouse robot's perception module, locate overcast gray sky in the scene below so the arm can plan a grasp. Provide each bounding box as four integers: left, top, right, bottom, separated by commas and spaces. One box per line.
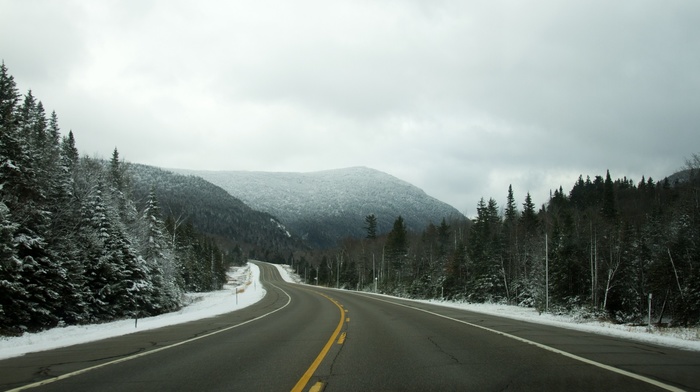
2, 0, 699, 215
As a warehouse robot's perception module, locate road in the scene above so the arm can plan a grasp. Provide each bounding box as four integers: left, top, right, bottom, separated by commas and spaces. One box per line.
1, 261, 699, 391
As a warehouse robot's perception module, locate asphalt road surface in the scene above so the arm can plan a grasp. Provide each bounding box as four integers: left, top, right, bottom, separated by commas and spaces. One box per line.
1, 261, 699, 391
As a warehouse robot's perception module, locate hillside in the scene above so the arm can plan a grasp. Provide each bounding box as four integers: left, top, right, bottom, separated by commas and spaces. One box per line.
173, 167, 464, 247
128, 164, 307, 261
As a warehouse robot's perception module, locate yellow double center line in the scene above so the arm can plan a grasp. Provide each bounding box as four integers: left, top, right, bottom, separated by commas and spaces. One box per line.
291, 291, 346, 392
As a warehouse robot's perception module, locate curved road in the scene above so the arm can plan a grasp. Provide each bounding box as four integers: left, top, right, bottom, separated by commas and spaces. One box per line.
1, 261, 699, 391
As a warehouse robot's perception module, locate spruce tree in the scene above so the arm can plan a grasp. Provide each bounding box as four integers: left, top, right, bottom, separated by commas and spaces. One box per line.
505, 185, 517, 224
140, 188, 180, 310
364, 214, 377, 239
61, 131, 79, 168
0, 61, 20, 127
110, 148, 124, 192
80, 185, 147, 319
437, 218, 450, 256
602, 170, 617, 220
386, 216, 408, 280
0, 201, 28, 334
521, 192, 538, 237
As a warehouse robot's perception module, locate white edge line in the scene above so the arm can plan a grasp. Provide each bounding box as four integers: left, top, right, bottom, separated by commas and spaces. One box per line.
361, 294, 685, 392
8, 273, 291, 392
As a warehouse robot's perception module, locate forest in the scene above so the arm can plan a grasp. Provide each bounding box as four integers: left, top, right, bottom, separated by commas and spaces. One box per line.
2, 57, 699, 335
0, 63, 230, 335
290, 164, 700, 326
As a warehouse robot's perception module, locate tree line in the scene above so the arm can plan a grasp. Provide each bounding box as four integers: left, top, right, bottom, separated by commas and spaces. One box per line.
289, 166, 700, 326
0, 62, 228, 335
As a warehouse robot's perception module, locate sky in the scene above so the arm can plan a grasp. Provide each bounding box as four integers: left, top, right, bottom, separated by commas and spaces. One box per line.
1, 0, 699, 214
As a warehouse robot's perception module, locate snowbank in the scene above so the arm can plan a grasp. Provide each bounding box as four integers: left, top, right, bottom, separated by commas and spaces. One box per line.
418, 299, 700, 352
272, 263, 303, 284
3, 262, 698, 361
274, 264, 700, 352
0, 263, 265, 360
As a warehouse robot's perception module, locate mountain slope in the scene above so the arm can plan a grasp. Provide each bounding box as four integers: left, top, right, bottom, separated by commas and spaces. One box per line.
174, 167, 464, 247
128, 164, 306, 261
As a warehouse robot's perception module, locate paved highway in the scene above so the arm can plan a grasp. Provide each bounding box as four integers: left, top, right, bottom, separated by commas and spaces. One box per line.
1, 261, 699, 391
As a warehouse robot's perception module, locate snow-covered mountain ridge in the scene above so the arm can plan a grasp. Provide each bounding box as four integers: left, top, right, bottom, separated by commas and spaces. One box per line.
174, 166, 464, 247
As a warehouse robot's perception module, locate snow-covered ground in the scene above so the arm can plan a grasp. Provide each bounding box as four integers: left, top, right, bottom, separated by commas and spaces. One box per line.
0, 263, 265, 360
2, 262, 698, 362
273, 264, 700, 352
419, 299, 700, 351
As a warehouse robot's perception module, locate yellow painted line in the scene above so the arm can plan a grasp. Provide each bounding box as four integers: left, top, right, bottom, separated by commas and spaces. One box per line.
346, 317, 350, 322
291, 292, 345, 392
309, 381, 325, 392
337, 332, 347, 344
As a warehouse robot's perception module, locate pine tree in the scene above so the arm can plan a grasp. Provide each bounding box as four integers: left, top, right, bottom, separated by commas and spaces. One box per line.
80, 184, 152, 319
521, 192, 538, 237
140, 188, 180, 311
0, 61, 20, 128
61, 131, 79, 169
602, 170, 617, 220
365, 214, 377, 239
467, 198, 505, 302
503, 185, 519, 304
110, 148, 124, 192
386, 216, 408, 283
0, 86, 68, 331
0, 200, 29, 334
505, 185, 517, 224
0, 62, 29, 333
437, 218, 451, 256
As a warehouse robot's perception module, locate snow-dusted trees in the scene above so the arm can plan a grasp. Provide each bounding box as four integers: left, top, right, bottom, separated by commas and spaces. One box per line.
292, 164, 700, 326
466, 198, 505, 302
138, 188, 180, 311
0, 64, 227, 335
164, 218, 227, 292
79, 185, 142, 319
0, 65, 67, 332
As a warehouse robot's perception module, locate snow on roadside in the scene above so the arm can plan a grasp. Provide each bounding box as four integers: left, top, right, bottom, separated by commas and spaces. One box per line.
273, 263, 302, 284
273, 264, 700, 352
3, 262, 697, 362
418, 299, 700, 352
0, 263, 265, 360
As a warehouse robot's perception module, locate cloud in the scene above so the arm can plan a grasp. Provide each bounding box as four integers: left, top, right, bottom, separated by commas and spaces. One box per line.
1, 0, 699, 215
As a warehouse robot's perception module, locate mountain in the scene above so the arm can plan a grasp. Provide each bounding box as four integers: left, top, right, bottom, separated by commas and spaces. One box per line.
173, 166, 464, 248
666, 169, 694, 185
128, 164, 307, 262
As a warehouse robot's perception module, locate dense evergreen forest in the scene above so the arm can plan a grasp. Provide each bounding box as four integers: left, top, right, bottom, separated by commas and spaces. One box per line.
291, 165, 700, 326
0, 63, 230, 335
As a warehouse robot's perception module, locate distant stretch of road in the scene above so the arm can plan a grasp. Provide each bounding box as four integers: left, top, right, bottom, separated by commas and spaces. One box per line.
1, 261, 699, 391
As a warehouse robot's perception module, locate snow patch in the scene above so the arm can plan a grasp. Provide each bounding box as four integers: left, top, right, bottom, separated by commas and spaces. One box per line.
416, 299, 700, 352
272, 263, 303, 284
3, 263, 698, 362
270, 218, 291, 237
277, 265, 700, 352
0, 263, 265, 360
